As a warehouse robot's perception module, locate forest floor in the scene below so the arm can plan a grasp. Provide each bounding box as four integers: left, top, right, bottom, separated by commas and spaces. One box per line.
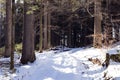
0, 44, 120, 80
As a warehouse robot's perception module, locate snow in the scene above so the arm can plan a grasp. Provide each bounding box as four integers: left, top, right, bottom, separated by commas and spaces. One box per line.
0, 45, 120, 80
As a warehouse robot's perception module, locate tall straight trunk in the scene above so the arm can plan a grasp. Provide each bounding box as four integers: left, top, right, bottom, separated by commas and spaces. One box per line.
43, 1, 48, 49
10, 0, 15, 70
93, 0, 102, 48
39, 0, 43, 53
47, 11, 51, 48
21, 0, 36, 64
4, 0, 12, 57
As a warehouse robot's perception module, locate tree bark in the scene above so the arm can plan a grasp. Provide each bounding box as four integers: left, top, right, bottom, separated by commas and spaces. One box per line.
114, 25, 119, 41
67, 27, 72, 47
10, 0, 15, 70
43, 1, 48, 49
93, 0, 102, 48
39, 0, 43, 53
47, 10, 51, 48
21, 0, 36, 64
4, 0, 12, 57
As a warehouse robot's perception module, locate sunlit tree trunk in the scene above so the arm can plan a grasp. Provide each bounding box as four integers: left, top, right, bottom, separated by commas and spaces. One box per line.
93, 0, 102, 48
43, 1, 48, 49
39, 0, 43, 53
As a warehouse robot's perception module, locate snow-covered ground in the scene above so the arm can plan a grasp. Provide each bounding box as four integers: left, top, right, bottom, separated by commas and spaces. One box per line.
0, 45, 120, 80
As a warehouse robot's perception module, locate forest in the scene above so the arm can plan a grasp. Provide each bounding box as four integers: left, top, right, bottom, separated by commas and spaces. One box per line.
0, 0, 120, 80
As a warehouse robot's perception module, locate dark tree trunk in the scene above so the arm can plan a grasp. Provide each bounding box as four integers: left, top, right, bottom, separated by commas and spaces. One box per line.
4, 0, 12, 57
114, 25, 119, 41
103, 0, 113, 46
21, 0, 36, 64
10, 0, 15, 70
67, 27, 72, 47
73, 27, 77, 48
48, 11, 51, 48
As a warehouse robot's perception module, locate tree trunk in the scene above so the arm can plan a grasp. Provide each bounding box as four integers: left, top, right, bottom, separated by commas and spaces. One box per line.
114, 25, 119, 41
47, 10, 51, 48
4, 0, 12, 57
0, 12, 2, 48
43, 1, 48, 49
67, 27, 72, 47
93, 0, 102, 48
10, 0, 15, 70
21, 0, 36, 64
39, 0, 43, 53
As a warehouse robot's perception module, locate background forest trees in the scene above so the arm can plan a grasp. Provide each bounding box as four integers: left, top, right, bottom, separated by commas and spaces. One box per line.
0, 0, 120, 69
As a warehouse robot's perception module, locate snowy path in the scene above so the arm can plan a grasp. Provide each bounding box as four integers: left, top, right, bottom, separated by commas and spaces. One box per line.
13, 48, 107, 80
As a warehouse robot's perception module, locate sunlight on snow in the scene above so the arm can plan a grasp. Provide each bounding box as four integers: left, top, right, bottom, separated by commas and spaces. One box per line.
52, 66, 77, 74
53, 57, 63, 65
22, 65, 31, 69
43, 77, 55, 80
53, 54, 77, 67
107, 63, 120, 78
